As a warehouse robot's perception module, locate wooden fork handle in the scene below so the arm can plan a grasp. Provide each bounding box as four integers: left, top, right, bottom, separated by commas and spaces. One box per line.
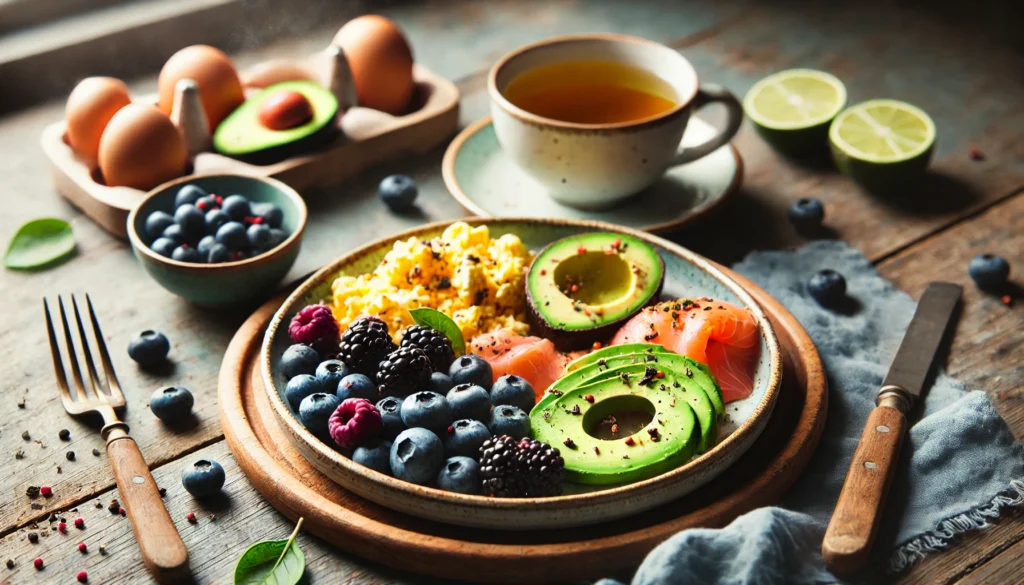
822, 404, 907, 575
106, 427, 190, 583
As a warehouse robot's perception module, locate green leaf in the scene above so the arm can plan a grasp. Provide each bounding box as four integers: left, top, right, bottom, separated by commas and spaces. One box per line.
410, 307, 466, 356
234, 518, 305, 585
4, 218, 76, 270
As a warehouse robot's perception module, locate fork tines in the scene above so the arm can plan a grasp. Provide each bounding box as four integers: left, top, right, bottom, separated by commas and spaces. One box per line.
44, 294, 125, 411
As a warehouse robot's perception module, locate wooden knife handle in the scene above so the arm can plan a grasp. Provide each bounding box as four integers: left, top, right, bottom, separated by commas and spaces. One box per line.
107, 432, 190, 583
822, 404, 907, 575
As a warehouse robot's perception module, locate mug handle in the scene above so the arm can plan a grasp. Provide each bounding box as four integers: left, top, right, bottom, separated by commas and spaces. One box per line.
671, 84, 744, 166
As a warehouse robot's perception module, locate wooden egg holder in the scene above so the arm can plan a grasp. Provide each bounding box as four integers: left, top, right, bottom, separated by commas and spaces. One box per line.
41, 46, 461, 238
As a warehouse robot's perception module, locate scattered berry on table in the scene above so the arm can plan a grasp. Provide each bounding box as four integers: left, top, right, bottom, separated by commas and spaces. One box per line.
289, 305, 341, 353
445, 384, 491, 422
449, 354, 493, 389
298, 393, 341, 437
174, 204, 206, 239
207, 243, 231, 263
78, 542, 87, 552
479, 435, 522, 497
400, 325, 455, 372
968, 146, 984, 161
27, 531, 38, 543
151, 237, 177, 258
58, 522, 67, 533
787, 198, 825, 233
378, 174, 418, 211
221, 195, 252, 221
315, 359, 349, 392
490, 375, 535, 412
58, 428, 71, 441
247, 224, 272, 251
186, 512, 196, 523
376, 396, 405, 439
204, 209, 231, 234
171, 245, 202, 263
5, 559, 13, 569
150, 387, 194, 423
161, 223, 186, 245
337, 316, 397, 378
807, 269, 847, 307
144, 211, 176, 240
40, 486, 52, 497
67, 451, 76, 461
174, 184, 207, 208
280, 344, 321, 379
389, 427, 444, 485
337, 374, 378, 402
77, 570, 88, 583
285, 375, 323, 410
197, 235, 217, 257
488, 405, 531, 439
251, 202, 284, 228
33, 558, 43, 570
436, 456, 481, 494
93, 448, 101, 457
429, 372, 455, 394
215, 221, 248, 251
516, 438, 565, 497
443, 419, 491, 459
968, 254, 1010, 290
329, 398, 383, 449
127, 330, 171, 367
401, 391, 454, 436
377, 347, 433, 398
352, 440, 393, 475
181, 459, 226, 498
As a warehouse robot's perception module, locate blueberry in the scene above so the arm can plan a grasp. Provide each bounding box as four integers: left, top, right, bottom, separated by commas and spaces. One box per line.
171, 245, 202, 263
181, 459, 225, 498
280, 344, 321, 379
196, 195, 219, 212
247, 224, 272, 251
207, 243, 230, 263
448, 354, 493, 388
436, 456, 481, 494
376, 396, 405, 439
197, 235, 217, 256
174, 184, 207, 208
488, 405, 530, 439
216, 221, 248, 251
144, 211, 175, 240
353, 440, 393, 475
379, 175, 418, 211
221, 195, 251, 221
151, 237, 178, 258
316, 360, 350, 392
205, 209, 230, 234
445, 384, 491, 421
285, 375, 323, 410
807, 269, 847, 307
401, 391, 454, 436
490, 375, 535, 412
390, 428, 444, 485
443, 419, 491, 459
162, 223, 186, 245
252, 202, 284, 228
429, 372, 455, 394
267, 228, 289, 249
149, 387, 193, 423
968, 254, 1010, 290
174, 204, 206, 239
337, 373, 377, 402
298, 392, 341, 437
127, 330, 170, 366
787, 198, 825, 232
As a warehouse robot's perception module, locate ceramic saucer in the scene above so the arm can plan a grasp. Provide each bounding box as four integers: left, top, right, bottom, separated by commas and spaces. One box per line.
442, 116, 743, 233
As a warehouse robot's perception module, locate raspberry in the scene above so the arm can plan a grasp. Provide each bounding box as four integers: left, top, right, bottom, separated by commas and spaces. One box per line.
78, 542, 87, 553
77, 570, 88, 582
40, 486, 52, 497
74, 517, 84, 529
328, 398, 383, 449
288, 304, 340, 354
34, 558, 43, 570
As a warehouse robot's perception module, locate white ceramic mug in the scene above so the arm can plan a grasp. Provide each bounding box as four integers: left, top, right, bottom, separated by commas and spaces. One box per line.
488, 34, 743, 209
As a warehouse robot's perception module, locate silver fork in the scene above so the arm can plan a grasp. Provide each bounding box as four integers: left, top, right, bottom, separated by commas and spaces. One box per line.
45, 294, 189, 583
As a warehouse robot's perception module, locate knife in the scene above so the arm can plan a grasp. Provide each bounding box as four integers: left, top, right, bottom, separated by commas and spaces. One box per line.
822, 281, 962, 575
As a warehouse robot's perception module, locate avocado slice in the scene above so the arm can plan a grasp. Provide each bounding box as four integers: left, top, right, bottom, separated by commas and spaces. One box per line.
530, 365, 701, 485
213, 81, 339, 165
526, 233, 664, 351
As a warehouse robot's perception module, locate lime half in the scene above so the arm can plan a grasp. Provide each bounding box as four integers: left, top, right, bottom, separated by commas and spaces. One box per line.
743, 68, 847, 156
829, 99, 935, 191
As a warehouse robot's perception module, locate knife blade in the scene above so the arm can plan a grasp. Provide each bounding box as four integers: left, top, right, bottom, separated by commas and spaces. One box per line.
822, 281, 962, 576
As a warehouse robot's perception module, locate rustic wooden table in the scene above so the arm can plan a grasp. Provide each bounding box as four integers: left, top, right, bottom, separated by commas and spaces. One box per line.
2, 0, 1022, 583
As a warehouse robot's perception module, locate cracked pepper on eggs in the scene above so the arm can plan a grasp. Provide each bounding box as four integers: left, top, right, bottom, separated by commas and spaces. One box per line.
330, 222, 532, 341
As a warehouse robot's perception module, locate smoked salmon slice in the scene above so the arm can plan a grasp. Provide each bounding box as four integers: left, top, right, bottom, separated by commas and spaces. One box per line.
469, 329, 569, 401
610, 299, 760, 403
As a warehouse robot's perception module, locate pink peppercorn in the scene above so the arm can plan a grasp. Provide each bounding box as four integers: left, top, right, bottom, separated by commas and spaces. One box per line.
77, 570, 88, 582
33, 558, 43, 570
58, 522, 67, 534
40, 486, 52, 497
186, 512, 196, 523
78, 542, 87, 553
74, 517, 85, 529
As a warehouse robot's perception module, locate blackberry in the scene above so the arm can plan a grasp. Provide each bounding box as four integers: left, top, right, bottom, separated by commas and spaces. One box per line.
400, 325, 455, 372
376, 347, 432, 398
516, 438, 564, 497
337, 316, 397, 378
479, 435, 523, 497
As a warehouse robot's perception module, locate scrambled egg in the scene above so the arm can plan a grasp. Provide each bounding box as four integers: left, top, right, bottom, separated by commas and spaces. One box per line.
331, 222, 533, 342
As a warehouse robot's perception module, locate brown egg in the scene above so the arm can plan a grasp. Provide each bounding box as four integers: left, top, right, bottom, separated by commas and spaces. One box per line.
242, 60, 317, 89
333, 15, 415, 115
65, 77, 132, 167
158, 45, 244, 131
99, 104, 188, 190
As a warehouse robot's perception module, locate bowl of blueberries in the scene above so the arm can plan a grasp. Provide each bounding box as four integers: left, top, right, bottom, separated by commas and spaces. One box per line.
127, 173, 307, 306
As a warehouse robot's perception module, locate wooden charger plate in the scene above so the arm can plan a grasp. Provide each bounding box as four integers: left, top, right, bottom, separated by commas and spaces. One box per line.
219, 267, 827, 583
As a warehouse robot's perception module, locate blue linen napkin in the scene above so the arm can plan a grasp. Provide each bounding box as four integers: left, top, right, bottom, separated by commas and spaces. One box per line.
598, 241, 1024, 585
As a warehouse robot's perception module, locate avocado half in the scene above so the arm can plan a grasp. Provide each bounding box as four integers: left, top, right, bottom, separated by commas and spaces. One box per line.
526, 233, 664, 351
213, 80, 339, 165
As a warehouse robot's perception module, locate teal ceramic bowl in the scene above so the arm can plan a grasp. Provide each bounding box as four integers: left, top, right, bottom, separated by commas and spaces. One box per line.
127, 173, 307, 307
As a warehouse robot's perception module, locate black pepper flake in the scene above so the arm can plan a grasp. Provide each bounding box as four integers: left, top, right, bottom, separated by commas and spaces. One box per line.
159, 487, 167, 497
622, 455, 630, 459
550, 389, 563, 396
15, 448, 25, 459
593, 446, 601, 455
26, 485, 40, 498
571, 405, 581, 416
27, 532, 38, 543
703, 306, 712, 311
17, 396, 25, 408
66, 451, 75, 461
467, 254, 480, 264
475, 289, 487, 305
437, 276, 451, 289
638, 366, 658, 387
30, 503, 43, 510
685, 367, 693, 378
597, 359, 606, 367
563, 438, 576, 449
619, 372, 632, 386
21, 431, 30, 441
92, 448, 101, 457
94, 500, 102, 509
58, 429, 70, 441
648, 428, 661, 442
56, 465, 62, 474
